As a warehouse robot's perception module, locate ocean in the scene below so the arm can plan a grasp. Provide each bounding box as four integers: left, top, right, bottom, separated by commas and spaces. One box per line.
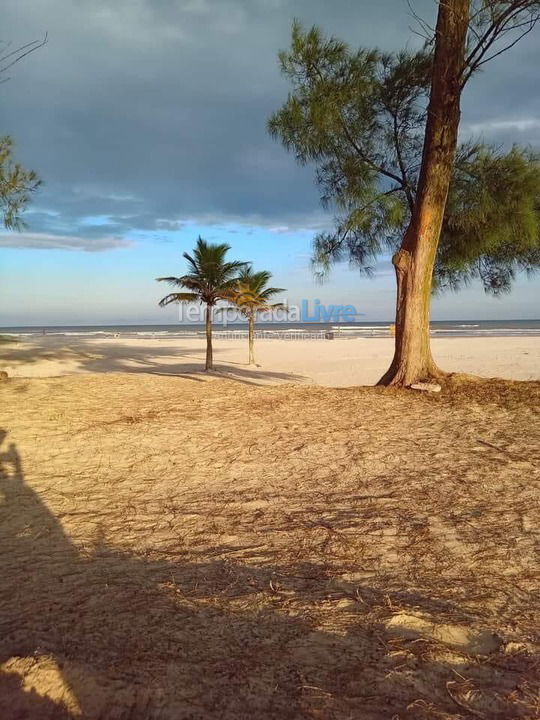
1, 320, 540, 338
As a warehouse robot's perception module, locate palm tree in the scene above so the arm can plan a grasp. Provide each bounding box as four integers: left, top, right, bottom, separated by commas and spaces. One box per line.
157, 237, 247, 371
230, 267, 285, 365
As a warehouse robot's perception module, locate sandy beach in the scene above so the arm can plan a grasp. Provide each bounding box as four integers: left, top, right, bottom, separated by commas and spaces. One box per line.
1, 335, 539, 718
1, 334, 539, 384
4, 0, 540, 715
1, 367, 539, 718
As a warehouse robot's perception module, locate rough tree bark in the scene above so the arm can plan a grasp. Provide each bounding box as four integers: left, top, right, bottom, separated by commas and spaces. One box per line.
205, 305, 213, 371
378, 0, 470, 386
248, 312, 255, 365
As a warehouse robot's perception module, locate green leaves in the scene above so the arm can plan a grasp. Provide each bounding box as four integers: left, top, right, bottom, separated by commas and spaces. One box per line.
269, 22, 540, 294
228, 266, 286, 317
268, 23, 429, 276
269, 22, 380, 169
438, 146, 540, 294
0, 136, 41, 230
157, 292, 199, 307
157, 243, 286, 334
157, 236, 249, 307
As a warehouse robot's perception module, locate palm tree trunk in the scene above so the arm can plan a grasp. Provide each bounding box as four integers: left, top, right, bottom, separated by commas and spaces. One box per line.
205, 304, 213, 371
378, 0, 470, 387
248, 313, 255, 365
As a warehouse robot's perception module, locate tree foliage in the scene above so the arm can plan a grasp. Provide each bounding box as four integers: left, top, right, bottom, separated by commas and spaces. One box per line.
268, 21, 540, 295
157, 236, 248, 371
0, 37, 47, 230
228, 266, 285, 364
438, 145, 540, 293
157, 236, 247, 308
231, 267, 285, 317
0, 136, 41, 230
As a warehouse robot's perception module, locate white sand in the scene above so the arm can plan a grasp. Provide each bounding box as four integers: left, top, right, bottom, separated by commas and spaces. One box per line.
1, 334, 538, 385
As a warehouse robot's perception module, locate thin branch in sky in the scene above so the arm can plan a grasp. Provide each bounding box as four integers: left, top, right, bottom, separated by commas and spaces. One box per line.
0, 33, 48, 82
406, 0, 437, 42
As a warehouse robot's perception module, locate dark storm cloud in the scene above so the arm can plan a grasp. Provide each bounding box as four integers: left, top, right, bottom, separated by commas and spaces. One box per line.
2, 0, 539, 250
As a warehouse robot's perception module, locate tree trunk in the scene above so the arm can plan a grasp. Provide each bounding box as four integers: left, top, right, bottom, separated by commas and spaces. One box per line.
205, 304, 213, 371
378, 0, 470, 387
248, 313, 255, 365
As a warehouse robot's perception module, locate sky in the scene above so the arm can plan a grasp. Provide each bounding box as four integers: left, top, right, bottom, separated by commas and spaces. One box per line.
1, 0, 539, 326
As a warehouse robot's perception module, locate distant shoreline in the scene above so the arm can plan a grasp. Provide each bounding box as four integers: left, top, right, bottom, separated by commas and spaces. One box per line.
1, 319, 540, 339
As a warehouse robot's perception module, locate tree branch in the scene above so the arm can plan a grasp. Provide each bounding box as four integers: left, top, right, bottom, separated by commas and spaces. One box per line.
464, 18, 536, 80
0, 34, 48, 82
391, 113, 415, 213
338, 116, 409, 189
406, 0, 436, 43
317, 186, 405, 262
461, 2, 540, 88
307, 53, 410, 191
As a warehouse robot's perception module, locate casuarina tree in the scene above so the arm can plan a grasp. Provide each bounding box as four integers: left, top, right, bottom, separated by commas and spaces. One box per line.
0, 37, 46, 230
269, 3, 540, 386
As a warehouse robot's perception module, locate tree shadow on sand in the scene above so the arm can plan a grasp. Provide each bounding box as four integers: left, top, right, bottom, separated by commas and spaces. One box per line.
0, 432, 536, 719
0, 338, 308, 385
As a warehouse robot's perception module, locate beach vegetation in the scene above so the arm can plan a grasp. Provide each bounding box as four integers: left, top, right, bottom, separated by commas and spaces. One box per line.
0, 136, 41, 231
0, 37, 46, 230
269, 3, 540, 386
228, 267, 285, 365
157, 236, 248, 371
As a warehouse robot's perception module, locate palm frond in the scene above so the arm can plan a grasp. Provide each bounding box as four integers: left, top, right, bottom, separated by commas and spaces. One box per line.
259, 286, 286, 299
156, 276, 182, 285
157, 236, 251, 307
158, 292, 199, 307
267, 302, 287, 310
181, 252, 199, 276
228, 267, 286, 313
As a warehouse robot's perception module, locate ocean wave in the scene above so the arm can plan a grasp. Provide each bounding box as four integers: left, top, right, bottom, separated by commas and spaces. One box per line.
2, 322, 540, 339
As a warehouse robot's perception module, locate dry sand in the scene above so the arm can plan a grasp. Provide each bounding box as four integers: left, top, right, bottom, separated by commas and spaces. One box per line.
1, 333, 539, 384
1, 367, 539, 719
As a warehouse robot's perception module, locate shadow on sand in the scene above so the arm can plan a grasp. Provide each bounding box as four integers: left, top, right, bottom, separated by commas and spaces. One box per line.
0, 432, 535, 719
0, 338, 308, 386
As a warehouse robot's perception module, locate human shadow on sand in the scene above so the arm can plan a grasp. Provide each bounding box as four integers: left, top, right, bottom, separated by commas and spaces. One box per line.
0, 432, 535, 719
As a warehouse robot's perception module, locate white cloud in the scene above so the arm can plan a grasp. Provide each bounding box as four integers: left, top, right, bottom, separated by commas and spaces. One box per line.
0, 233, 131, 252
463, 118, 540, 134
